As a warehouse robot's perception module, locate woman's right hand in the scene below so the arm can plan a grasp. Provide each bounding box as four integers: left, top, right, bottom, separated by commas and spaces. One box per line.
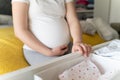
50, 45, 68, 56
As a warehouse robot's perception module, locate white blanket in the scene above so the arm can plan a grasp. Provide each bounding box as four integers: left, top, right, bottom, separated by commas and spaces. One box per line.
59, 56, 101, 80
59, 54, 120, 80
94, 39, 120, 60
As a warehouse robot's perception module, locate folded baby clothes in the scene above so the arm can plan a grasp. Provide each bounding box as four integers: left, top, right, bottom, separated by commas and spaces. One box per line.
59, 57, 101, 80
91, 54, 120, 80
94, 39, 120, 60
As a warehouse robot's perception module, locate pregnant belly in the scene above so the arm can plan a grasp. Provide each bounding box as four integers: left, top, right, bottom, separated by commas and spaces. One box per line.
30, 17, 70, 48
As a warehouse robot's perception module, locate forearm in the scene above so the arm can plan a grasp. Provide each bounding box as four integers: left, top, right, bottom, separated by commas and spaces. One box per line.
65, 2, 82, 44
15, 29, 52, 56
69, 18, 82, 44
12, 2, 52, 56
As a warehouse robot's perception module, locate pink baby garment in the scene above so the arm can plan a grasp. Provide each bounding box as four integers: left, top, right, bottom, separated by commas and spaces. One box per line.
59, 58, 101, 80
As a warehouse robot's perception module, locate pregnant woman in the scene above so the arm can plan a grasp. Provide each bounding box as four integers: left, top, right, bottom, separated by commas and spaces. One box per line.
12, 0, 91, 65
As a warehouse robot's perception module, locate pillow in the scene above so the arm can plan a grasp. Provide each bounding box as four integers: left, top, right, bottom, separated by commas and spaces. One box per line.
87, 17, 119, 40
0, 14, 13, 25
80, 20, 97, 35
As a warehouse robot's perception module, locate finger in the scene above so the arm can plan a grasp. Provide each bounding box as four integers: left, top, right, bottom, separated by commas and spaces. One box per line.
80, 44, 88, 57
85, 44, 91, 56
61, 48, 68, 55
88, 44, 92, 53
85, 44, 92, 57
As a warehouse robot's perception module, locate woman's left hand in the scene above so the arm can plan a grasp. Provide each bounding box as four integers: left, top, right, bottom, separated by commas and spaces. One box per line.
72, 42, 92, 57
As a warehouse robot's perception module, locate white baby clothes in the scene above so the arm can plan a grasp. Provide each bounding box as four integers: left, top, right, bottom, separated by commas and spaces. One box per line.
91, 54, 120, 80
59, 58, 101, 80
94, 39, 120, 60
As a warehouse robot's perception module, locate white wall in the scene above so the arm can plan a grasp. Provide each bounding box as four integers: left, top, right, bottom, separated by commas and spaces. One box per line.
94, 0, 120, 23
94, 0, 110, 23
110, 0, 120, 23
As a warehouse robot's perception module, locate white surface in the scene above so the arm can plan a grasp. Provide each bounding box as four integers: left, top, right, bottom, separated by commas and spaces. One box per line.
94, 0, 110, 23
109, 0, 120, 23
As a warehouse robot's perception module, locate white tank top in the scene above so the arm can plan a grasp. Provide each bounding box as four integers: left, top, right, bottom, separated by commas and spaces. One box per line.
12, 0, 73, 50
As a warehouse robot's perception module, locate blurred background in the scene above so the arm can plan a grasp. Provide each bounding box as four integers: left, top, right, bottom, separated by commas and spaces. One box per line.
0, 0, 12, 15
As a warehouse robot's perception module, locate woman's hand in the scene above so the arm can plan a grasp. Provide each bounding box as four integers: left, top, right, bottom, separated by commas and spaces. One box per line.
72, 42, 92, 57
50, 45, 68, 56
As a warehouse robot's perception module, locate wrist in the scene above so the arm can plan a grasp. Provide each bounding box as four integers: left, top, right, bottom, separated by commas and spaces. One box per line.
73, 40, 82, 44
46, 49, 54, 56
38, 47, 53, 56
